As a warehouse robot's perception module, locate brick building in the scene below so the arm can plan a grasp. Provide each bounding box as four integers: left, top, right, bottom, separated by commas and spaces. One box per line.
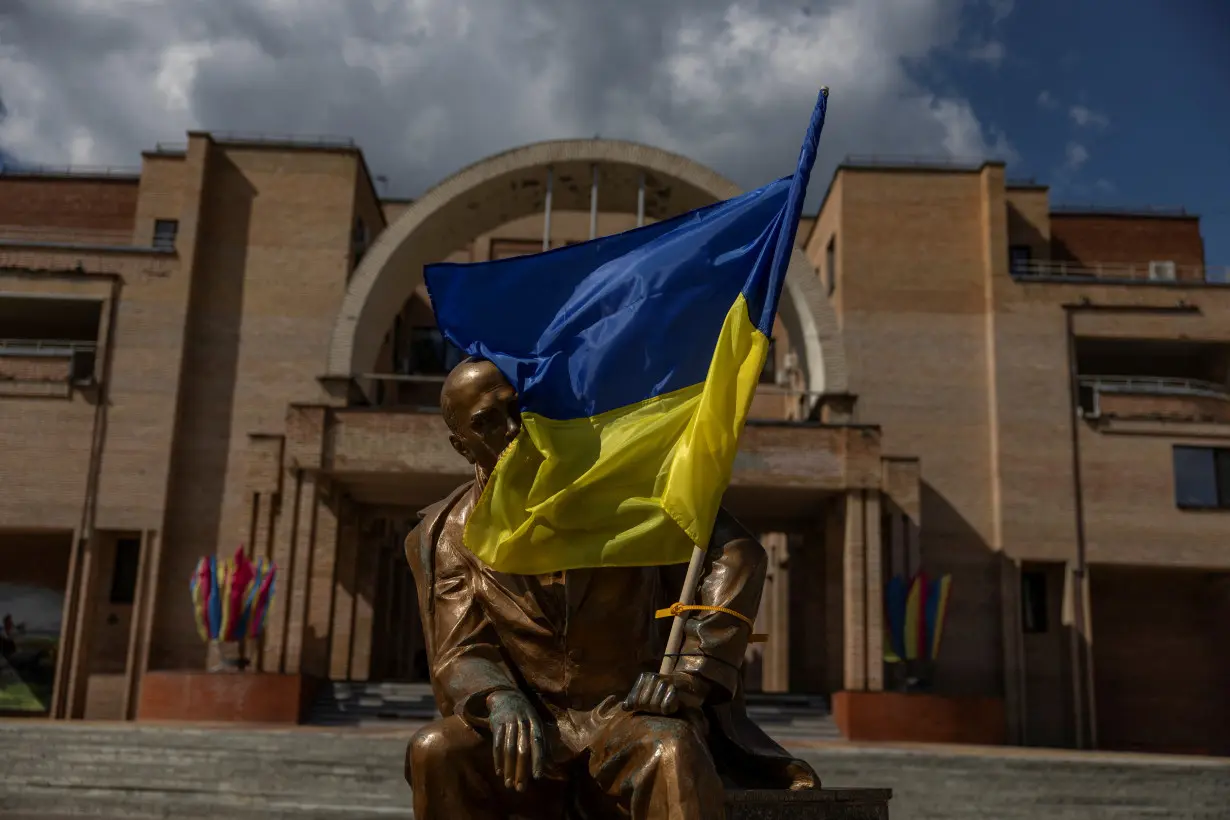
0, 133, 1226, 756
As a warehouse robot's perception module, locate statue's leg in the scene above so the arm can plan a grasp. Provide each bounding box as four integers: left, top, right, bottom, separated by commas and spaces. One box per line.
406, 715, 565, 820
584, 711, 725, 820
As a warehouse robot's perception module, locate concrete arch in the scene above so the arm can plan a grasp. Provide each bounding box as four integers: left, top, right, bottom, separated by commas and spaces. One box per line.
327, 139, 848, 399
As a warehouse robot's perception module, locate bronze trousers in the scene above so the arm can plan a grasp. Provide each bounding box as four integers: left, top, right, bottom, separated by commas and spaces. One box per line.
407, 710, 726, 819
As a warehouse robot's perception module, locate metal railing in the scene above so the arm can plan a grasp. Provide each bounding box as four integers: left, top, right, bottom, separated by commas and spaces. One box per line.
1013, 259, 1230, 284
842, 154, 1008, 171
1051, 204, 1189, 217
357, 371, 827, 421
0, 339, 97, 357
1079, 375, 1230, 400
208, 131, 357, 149
0, 163, 141, 178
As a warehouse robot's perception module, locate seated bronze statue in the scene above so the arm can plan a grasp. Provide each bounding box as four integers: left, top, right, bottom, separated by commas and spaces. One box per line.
404, 358, 819, 819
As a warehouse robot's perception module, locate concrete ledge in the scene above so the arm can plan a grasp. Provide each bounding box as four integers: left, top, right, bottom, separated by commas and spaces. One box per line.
136, 672, 317, 724
725, 788, 891, 819
833, 691, 1005, 746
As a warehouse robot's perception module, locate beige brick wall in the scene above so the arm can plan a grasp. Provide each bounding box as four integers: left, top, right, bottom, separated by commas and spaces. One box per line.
828, 162, 1230, 706
155, 144, 363, 668
832, 166, 1003, 696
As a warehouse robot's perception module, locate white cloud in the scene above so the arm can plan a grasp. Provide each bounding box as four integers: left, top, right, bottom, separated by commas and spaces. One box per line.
0, 0, 1016, 204
967, 40, 1006, 68
1069, 104, 1110, 128
1094, 178, 1115, 194
988, 0, 1015, 25
1064, 141, 1089, 170
1036, 90, 1058, 109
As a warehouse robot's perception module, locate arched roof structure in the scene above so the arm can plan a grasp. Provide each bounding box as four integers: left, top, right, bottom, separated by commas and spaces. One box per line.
327, 139, 848, 400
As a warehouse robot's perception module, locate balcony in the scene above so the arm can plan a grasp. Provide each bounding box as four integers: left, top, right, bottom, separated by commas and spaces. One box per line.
291, 405, 882, 521
1079, 376, 1230, 425
1012, 259, 1230, 285
0, 338, 97, 397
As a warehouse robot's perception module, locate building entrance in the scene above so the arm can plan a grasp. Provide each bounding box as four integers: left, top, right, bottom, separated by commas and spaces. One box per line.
368, 533, 427, 682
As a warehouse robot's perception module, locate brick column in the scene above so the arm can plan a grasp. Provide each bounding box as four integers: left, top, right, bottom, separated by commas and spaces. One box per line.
760, 531, 790, 693
301, 481, 341, 678
121, 529, 159, 719
863, 490, 884, 692
842, 491, 867, 691
329, 504, 361, 680
347, 515, 380, 681
823, 497, 846, 693
281, 472, 320, 675
64, 531, 114, 719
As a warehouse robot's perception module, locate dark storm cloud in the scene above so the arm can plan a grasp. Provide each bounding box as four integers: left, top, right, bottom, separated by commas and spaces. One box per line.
0, 0, 1015, 200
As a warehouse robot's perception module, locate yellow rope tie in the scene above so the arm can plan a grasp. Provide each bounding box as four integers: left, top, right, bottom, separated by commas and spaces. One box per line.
655, 602, 769, 643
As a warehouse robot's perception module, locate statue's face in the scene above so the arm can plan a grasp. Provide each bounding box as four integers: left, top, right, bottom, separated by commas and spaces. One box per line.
443, 360, 521, 474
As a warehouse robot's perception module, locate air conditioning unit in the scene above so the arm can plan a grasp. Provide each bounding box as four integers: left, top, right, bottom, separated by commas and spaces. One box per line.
1148, 260, 1176, 281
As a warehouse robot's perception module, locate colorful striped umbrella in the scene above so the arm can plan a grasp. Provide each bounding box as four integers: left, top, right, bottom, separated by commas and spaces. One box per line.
190, 547, 277, 643
884, 571, 952, 663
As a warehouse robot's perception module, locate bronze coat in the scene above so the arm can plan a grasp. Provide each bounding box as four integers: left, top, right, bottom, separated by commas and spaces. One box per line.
404, 482, 818, 789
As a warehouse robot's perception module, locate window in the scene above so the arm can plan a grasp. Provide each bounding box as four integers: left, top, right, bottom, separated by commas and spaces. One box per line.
760, 338, 777, 385
824, 236, 836, 296
1173, 446, 1230, 509
109, 538, 141, 605
406, 327, 464, 375
152, 219, 179, 251
1009, 245, 1032, 276
1020, 571, 1048, 634
352, 218, 370, 265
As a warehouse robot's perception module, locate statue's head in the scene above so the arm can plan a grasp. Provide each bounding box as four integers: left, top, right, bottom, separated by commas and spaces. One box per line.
441, 357, 521, 474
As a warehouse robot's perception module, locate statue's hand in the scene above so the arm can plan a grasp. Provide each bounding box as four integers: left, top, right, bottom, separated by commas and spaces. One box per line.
486, 690, 545, 791
621, 670, 710, 716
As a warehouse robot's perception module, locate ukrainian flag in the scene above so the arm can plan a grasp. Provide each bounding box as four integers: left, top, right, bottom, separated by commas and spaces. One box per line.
426, 89, 829, 575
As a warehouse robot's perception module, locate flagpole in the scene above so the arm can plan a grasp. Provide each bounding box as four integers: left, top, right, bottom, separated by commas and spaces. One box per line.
658, 86, 829, 679
659, 544, 707, 675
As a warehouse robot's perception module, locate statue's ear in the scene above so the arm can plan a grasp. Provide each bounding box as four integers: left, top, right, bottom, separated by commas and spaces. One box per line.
449, 433, 476, 464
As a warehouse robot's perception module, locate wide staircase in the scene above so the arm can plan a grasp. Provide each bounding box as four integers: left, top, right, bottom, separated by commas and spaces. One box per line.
307, 681, 842, 741
5, 716, 1230, 819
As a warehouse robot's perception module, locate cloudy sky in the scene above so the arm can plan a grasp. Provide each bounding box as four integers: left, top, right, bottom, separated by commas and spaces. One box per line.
0, 0, 1227, 260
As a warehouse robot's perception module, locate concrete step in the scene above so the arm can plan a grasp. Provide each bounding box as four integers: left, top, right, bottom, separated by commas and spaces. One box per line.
307, 680, 842, 738
3, 721, 1228, 819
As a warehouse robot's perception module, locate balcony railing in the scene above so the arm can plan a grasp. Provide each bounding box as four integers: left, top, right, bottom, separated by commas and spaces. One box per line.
1013, 259, 1230, 284
1078, 375, 1230, 421
0, 339, 97, 386
0, 164, 141, 179
0, 338, 96, 356
1080, 376, 1230, 400
357, 372, 825, 422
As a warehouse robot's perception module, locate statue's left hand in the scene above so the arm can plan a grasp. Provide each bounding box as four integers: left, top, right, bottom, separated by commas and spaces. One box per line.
621, 671, 710, 716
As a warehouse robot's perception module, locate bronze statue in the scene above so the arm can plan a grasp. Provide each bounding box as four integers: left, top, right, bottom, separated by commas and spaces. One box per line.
404, 358, 819, 819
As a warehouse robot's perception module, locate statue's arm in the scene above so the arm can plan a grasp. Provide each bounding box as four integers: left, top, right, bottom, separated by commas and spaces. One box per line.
406, 523, 519, 727
669, 510, 768, 700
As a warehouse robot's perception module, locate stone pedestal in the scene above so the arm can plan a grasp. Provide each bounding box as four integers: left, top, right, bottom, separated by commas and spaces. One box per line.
725, 788, 892, 819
